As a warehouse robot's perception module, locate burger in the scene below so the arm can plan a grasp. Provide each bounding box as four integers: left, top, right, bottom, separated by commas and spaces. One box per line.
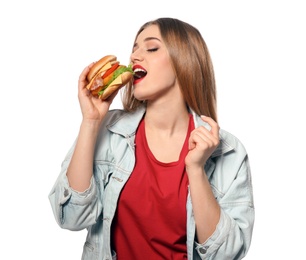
86, 55, 134, 100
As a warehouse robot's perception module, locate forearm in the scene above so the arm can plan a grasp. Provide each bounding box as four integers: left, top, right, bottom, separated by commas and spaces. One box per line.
67, 119, 101, 192
187, 166, 220, 244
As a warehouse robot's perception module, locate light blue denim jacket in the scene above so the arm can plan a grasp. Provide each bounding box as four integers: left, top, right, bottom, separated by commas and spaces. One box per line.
49, 106, 254, 260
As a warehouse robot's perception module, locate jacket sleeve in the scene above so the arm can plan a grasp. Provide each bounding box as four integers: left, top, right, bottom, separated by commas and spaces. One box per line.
48, 145, 103, 231
194, 141, 255, 259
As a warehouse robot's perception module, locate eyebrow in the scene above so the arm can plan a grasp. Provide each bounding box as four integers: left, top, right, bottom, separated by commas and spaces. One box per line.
133, 36, 161, 49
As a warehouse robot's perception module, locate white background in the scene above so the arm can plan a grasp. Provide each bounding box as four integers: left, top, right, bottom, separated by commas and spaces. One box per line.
1, 0, 305, 259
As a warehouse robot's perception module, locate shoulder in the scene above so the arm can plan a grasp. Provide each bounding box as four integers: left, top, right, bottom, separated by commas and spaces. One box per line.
209, 128, 248, 159
216, 129, 247, 158
100, 106, 146, 136
208, 129, 252, 198
191, 111, 248, 158
102, 109, 127, 124
191, 110, 246, 157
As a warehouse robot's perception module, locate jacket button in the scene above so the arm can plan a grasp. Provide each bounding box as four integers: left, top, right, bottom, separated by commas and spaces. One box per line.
199, 247, 207, 254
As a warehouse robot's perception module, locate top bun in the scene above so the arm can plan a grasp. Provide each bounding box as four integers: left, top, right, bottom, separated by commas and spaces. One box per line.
87, 55, 117, 81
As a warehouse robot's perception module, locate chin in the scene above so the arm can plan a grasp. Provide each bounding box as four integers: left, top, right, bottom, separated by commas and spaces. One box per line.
133, 95, 147, 102
132, 87, 148, 101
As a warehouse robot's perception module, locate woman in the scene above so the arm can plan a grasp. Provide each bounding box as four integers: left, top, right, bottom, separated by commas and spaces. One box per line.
49, 17, 255, 259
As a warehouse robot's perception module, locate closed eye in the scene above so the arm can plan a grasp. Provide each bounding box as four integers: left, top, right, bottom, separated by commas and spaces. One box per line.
147, 48, 158, 52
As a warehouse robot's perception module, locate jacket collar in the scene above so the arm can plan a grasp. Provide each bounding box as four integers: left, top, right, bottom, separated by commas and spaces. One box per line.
107, 106, 146, 136
107, 106, 234, 157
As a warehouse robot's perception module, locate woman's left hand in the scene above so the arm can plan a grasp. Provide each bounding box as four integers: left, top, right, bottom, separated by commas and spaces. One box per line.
185, 116, 220, 170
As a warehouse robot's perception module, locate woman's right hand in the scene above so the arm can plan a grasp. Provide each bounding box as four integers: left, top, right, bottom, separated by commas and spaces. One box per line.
78, 63, 119, 124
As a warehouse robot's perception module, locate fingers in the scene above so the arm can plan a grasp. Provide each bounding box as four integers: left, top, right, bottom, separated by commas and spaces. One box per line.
190, 126, 219, 149
78, 62, 95, 92
200, 115, 220, 138
188, 116, 220, 150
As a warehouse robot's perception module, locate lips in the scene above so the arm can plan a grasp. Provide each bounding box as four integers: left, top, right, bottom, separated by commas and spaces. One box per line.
133, 65, 147, 84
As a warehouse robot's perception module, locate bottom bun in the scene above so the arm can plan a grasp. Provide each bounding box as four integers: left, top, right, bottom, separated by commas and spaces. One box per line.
99, 71, 133, 100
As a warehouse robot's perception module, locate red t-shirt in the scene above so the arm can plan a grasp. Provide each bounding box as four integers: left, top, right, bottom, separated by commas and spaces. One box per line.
111, 114, 194, 259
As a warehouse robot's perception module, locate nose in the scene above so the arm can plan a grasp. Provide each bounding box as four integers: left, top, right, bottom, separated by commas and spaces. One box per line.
130, 48, 143, 64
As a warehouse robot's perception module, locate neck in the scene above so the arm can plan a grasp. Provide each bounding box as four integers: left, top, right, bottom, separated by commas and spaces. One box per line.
144, 99, 190, 135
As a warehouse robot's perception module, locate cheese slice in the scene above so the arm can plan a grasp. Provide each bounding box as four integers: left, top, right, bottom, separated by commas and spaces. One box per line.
109, 74, 123, 85
100, 62, 112, 71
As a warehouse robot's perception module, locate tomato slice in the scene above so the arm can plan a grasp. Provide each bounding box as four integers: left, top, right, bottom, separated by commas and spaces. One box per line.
102, 62, 119, 79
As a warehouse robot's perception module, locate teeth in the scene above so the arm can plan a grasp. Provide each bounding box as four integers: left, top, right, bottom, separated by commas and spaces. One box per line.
134, 68, 146, 73
133, 68, 147, 79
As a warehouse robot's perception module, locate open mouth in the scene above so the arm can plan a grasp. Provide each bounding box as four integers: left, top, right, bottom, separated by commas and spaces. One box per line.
133, 68, 147, 80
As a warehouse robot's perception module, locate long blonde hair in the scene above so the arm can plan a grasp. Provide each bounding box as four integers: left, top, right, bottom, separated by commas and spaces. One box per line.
122, 17, 217, 122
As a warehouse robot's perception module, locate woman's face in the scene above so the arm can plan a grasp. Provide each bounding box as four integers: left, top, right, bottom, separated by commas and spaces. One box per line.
130, 24, 179, 103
